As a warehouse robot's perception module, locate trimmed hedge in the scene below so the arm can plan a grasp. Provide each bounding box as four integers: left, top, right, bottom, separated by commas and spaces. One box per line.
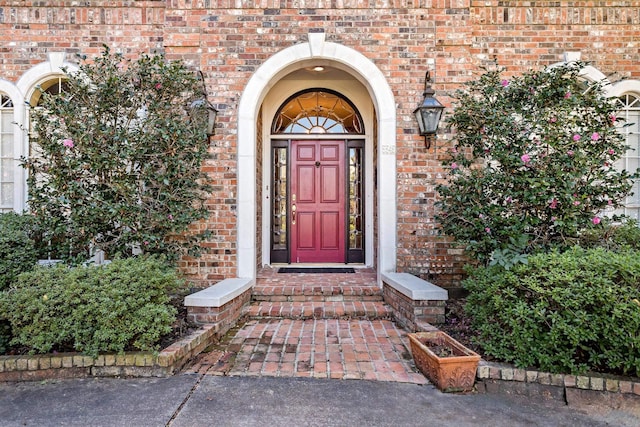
463, 247, 640, 376
0, 256, 181, 357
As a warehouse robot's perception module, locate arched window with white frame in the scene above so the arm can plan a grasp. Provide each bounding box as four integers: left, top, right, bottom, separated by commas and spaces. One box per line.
613, 87, 640, 220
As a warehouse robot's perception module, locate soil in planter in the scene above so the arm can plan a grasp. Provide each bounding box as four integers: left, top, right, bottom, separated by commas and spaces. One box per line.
416, 337, 466, 358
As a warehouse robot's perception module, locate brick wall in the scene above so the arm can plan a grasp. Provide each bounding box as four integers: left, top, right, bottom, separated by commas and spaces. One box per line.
2, 1, 639, 289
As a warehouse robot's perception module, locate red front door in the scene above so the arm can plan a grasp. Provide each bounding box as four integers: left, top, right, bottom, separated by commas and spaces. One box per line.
290, 140, 346, 263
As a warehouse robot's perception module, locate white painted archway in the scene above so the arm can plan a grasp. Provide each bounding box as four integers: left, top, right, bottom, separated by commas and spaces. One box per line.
236, 32, 397, 280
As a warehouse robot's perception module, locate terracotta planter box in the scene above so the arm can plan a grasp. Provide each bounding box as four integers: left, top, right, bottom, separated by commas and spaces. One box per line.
408, 331, 481, 392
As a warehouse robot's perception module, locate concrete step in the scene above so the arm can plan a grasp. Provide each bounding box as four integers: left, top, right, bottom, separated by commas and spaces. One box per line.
243, 301, 392, 320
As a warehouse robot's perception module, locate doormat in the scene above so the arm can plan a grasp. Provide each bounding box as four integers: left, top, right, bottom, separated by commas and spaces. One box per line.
278, 267, 355, 274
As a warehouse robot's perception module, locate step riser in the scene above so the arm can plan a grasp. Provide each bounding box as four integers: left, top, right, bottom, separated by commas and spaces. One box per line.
252, 295, 384, 303
244, 302, 392, 321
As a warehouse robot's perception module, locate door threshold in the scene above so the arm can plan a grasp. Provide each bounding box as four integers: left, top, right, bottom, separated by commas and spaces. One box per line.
270, 263, 368, 269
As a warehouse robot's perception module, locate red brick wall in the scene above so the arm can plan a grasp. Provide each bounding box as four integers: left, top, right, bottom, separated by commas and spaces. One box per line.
2, 1, 640, 288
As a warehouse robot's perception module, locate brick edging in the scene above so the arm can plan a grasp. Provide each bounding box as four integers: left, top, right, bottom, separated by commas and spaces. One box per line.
0, 325, 216, 382
476, 360, 640, 397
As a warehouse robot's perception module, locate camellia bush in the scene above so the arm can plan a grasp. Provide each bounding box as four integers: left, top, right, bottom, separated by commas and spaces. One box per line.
23, 47, 212, 263
436, 62, 637, 264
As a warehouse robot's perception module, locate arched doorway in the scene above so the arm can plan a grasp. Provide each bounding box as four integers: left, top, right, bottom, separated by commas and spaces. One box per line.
269, 89, 365, 265
237, 32, 397, 281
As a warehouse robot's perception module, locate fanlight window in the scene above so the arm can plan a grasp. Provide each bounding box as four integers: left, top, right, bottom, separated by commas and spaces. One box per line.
272, 89, 364, 134
30, 77, 69, 107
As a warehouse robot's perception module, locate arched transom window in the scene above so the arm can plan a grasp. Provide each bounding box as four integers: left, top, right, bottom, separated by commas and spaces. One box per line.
30, 76, 69, 107
272, 89, 364, 134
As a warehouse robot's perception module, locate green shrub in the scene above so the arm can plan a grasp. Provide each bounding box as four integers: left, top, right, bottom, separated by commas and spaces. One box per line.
0, 321, 10, 354
0, 212, 39, 291
0, 256, 181, 357
463, 247, 640, 376
578, 219, 640, 251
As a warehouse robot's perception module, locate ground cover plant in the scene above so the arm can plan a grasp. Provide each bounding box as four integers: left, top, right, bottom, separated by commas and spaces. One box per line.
24, 47, 212, 264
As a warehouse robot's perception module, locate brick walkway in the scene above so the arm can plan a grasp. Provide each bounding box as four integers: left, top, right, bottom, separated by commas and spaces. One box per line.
184, 267, 429, 385
185, 318, 428, 385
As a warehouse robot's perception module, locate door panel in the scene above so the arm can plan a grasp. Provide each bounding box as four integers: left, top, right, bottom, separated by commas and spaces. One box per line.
320, 165, 339, 202
296, 212, 315, 248
297, 165, 315, 202
320, 212, 340, 249
291, 140, 345, 263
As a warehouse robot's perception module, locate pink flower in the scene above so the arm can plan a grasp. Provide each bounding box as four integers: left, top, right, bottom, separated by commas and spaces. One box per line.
573, 200, 581, 206
506, 196, 513, 203
62, 138, 74, 148
591, 132, 600, 141
143, 241, 149, 246
549, 116, 557, 123
608, 200, 613, 206
567, 150, 574, 156
168, 214, 174, 220
549, 198, 558, 209
521, 154, 531, 164
485, 227, 491, 233
608, 149, 615, 155
479, 214, 484, 219
451, 162, 458, 170
564, 92, 571, 99
610, 114, 617, 124
551, 216, 557, 222
501, 79, 509, 87
155, 83, 162, 89
573, 134, 581, 141
592, 217, 601, 225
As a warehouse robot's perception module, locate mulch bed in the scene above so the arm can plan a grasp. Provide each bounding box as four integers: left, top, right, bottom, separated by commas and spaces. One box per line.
437, 297, 487, 358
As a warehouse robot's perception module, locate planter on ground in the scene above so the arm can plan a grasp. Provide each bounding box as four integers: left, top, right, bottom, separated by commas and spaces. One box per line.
408, 331, 480, 392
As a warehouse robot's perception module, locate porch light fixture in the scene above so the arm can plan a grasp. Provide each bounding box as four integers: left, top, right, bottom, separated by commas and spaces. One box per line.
193, 70, 218, 137
413, 71, 444, 149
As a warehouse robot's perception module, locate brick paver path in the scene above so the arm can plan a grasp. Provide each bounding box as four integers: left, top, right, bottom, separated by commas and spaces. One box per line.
186, 318, 428, 385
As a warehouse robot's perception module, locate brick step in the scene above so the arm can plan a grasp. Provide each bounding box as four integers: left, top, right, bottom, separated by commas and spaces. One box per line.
243, 301, 392, 320
252, 283, 383, 303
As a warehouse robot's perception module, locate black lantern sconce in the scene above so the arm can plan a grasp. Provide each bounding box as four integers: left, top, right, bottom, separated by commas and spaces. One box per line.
193, 70, 218, 137
413, 71, 444, 149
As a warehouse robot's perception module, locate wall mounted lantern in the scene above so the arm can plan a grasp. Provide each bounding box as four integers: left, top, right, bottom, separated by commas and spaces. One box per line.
193, 70, 218, 137
205, 101, 218, 137
413, 71, 444, 149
